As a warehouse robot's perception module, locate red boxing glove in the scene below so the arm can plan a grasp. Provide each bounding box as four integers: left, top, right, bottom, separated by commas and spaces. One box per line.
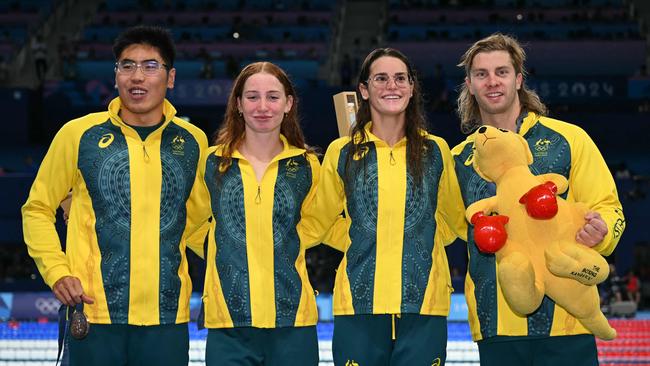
471, 212, 509, 253
519, 181, 558, 219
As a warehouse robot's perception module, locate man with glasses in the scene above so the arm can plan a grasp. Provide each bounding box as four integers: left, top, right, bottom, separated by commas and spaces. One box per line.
22, 25, 209, 365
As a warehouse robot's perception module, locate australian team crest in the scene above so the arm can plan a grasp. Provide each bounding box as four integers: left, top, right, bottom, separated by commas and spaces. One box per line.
286, 158, 300, 178
171, 135, 185, 156
533, 138, 551, 157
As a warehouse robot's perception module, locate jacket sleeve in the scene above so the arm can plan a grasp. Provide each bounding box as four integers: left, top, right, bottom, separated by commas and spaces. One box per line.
297, 154, 322, 249
320, 216, 350, 252
297, 141, 348, 251
568, 127, 625, 256
450, 142, 470, 242
21, 123, 78, 287
184, 134, 212, 259
434, 138, 468, 246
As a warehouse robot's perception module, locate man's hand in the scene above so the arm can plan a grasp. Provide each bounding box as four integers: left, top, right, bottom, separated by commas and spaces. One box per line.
576, 211, 608, 248
53, 276, 95, 306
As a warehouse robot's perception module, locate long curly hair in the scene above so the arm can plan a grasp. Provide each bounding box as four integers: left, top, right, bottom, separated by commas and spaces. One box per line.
456, 33, 547, 134
213, 61, 307, 173
346, 48, 428, 184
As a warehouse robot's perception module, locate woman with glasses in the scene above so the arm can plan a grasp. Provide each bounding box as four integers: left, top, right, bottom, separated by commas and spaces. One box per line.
303, 48, 466, 365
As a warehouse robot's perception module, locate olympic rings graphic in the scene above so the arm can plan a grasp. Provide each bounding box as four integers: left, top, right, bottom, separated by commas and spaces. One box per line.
35, 297, 61, 315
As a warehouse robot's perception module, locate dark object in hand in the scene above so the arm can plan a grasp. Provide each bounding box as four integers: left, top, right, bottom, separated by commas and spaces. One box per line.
70, 308, 89, 339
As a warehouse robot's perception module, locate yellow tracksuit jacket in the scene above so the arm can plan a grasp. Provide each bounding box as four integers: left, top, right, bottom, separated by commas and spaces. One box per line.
22, 97, 210, 325
304, 123, 466, 316
452, 112, 626, 341
201, 136, 326, 328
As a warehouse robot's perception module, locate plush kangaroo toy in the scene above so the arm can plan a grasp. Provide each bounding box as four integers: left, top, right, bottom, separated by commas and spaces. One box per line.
466, 125, 616, 340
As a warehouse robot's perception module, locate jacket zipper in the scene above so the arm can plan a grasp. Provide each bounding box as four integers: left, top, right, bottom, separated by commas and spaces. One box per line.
142, 143, 150, 162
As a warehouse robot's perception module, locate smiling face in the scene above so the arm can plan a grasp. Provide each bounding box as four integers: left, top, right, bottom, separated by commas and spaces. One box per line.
466, 50, 522, 124
237, 72, 293, 136
359, 56, 413, 120
115, 44, 175, 126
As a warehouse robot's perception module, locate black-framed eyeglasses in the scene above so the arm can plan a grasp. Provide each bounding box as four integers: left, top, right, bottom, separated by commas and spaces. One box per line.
367, 73, 412, 88
115, 60, 168, 76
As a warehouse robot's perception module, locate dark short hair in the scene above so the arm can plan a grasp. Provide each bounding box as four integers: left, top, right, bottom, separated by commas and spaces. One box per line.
112, 26, 176, 67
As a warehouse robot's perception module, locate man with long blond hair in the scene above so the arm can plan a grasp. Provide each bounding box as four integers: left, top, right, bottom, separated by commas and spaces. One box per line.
451, 33, 626, 365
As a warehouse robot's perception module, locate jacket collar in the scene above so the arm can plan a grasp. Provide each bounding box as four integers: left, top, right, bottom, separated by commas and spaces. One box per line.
215, 134, 306, 162
107, 97, 176, 131
518, 111, 540, 136
353, 121, 412, 147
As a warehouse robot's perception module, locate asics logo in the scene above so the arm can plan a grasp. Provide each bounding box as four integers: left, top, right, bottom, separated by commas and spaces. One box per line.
98, 133, 114, 148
